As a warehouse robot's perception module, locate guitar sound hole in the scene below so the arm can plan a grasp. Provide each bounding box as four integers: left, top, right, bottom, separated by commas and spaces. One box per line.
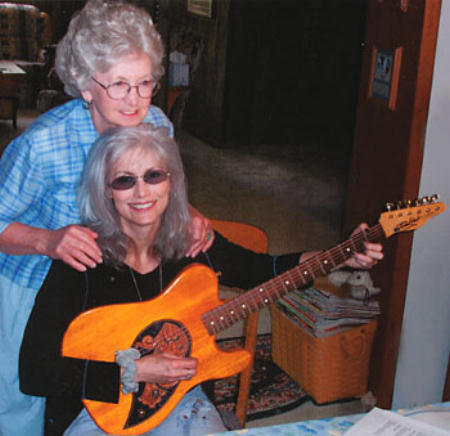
124, 319, 191, 429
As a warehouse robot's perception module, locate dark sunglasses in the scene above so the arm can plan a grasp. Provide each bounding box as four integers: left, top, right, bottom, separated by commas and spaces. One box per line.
109, 169, 170, 190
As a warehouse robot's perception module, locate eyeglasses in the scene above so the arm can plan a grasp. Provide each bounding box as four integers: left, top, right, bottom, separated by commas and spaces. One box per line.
109, 169, 170, 190
91, 76, 160, 99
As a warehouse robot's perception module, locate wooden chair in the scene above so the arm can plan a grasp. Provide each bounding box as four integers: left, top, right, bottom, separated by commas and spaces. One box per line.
210, 219, 269, 428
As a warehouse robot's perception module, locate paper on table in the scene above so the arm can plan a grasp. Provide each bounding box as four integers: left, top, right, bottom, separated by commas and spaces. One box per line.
0, 61, 26, 74
344, 407, 449, 436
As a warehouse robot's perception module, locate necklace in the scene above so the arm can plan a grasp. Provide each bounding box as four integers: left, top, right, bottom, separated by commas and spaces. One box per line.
128, 264, 163, 302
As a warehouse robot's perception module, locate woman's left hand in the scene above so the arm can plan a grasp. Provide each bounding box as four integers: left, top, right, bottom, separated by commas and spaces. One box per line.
186, 204, 214, 257
344, 223, 384, 269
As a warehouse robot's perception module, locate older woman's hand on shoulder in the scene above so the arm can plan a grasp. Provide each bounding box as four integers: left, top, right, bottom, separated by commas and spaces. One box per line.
42, 225, 103, 271
0, 222, 102, 272
186, 205, 214, 257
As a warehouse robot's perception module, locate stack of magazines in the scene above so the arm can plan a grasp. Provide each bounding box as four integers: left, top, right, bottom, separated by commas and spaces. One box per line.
276, 287, 380, 338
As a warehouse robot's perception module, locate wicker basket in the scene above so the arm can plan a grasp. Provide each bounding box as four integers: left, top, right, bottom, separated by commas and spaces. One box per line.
271, 305, 377, 404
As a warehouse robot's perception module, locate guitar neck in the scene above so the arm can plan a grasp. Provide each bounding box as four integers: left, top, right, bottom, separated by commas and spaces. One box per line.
202, 223, 385, 335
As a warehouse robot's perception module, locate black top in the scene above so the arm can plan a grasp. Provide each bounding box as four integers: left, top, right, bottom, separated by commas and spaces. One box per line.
19, 232, 301, 435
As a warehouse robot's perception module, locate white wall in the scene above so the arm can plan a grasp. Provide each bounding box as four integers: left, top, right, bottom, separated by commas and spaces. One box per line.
392, 1, 450, 408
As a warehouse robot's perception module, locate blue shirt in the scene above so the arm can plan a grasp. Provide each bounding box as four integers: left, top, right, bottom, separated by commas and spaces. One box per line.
0, 99, 173, 290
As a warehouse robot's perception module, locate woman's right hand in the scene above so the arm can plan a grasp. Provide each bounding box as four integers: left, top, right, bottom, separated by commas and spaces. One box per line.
42, 225, 102, 271
135, 353, 198, 385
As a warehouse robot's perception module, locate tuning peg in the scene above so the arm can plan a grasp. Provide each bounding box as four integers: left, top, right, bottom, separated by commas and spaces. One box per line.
386, 202, 395, 211
388, 196, 439, 210
430, 194, 440, 202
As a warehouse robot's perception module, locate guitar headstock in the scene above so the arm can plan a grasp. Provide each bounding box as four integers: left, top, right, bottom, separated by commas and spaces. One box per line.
379, 195, 446, 238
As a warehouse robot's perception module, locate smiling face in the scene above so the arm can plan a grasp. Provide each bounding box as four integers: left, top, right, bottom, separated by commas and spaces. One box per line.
81, 52, 154, 134
107, 147, 170, 237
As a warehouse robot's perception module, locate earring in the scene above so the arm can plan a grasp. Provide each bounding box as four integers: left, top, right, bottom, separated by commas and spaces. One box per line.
82, 100, 92, 110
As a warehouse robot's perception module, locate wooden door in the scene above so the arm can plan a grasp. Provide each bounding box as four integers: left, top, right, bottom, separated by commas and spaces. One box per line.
344, 0, 441, 408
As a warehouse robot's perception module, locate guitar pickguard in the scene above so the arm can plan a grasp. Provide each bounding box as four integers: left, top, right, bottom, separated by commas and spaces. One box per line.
125, 320, 191, 429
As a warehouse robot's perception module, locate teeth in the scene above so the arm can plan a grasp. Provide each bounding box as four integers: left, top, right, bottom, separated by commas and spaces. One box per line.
132, 202, 154, 209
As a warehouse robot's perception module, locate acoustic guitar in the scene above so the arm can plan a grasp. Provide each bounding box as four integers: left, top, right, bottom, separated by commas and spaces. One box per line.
62, 196, 445, 435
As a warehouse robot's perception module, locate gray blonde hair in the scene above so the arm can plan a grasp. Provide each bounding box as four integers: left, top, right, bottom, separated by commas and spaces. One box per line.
78, 124, 191, 266
55, 0, 164, 97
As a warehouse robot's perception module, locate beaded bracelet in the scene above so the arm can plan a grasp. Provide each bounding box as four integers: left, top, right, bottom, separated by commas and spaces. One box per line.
115, 348, 141, 394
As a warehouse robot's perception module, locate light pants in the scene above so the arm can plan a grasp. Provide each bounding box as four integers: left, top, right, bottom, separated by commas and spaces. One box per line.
65, 386, 227, 436
0, 276, 45, 436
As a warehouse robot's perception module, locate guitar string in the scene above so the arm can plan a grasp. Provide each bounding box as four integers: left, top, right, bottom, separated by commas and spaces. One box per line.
205, 224, 385, 332
202, 216, 435, 332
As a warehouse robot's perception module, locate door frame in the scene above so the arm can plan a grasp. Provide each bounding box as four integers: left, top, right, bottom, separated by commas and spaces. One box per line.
344, 0, 442, 408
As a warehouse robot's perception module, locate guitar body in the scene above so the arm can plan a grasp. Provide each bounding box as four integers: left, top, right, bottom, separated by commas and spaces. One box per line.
61, 196, 445, 435
62, 264, 251, 435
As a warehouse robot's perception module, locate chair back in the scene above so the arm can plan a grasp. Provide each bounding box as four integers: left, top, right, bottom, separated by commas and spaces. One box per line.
209, 219, 268, 428
0, 3, 51, 62
210, 220, 268, 254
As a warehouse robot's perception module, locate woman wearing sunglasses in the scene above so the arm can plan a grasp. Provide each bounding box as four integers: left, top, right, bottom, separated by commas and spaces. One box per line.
19, 123, 383, 436
0, 2, 212, 435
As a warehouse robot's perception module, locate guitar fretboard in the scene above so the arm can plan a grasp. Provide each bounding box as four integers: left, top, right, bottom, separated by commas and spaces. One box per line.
201, 224, 384, 334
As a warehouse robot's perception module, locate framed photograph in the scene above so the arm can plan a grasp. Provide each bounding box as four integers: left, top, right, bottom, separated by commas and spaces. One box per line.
187, 0, 214, 19
368, 45, 402, 110
372, 49, 394, 101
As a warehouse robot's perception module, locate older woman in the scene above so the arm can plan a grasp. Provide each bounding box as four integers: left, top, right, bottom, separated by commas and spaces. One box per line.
0, 1, 211, 435
19, 124, 383, 436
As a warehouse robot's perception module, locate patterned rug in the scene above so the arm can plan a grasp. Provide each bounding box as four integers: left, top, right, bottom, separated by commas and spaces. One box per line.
212, 334, 309, 421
